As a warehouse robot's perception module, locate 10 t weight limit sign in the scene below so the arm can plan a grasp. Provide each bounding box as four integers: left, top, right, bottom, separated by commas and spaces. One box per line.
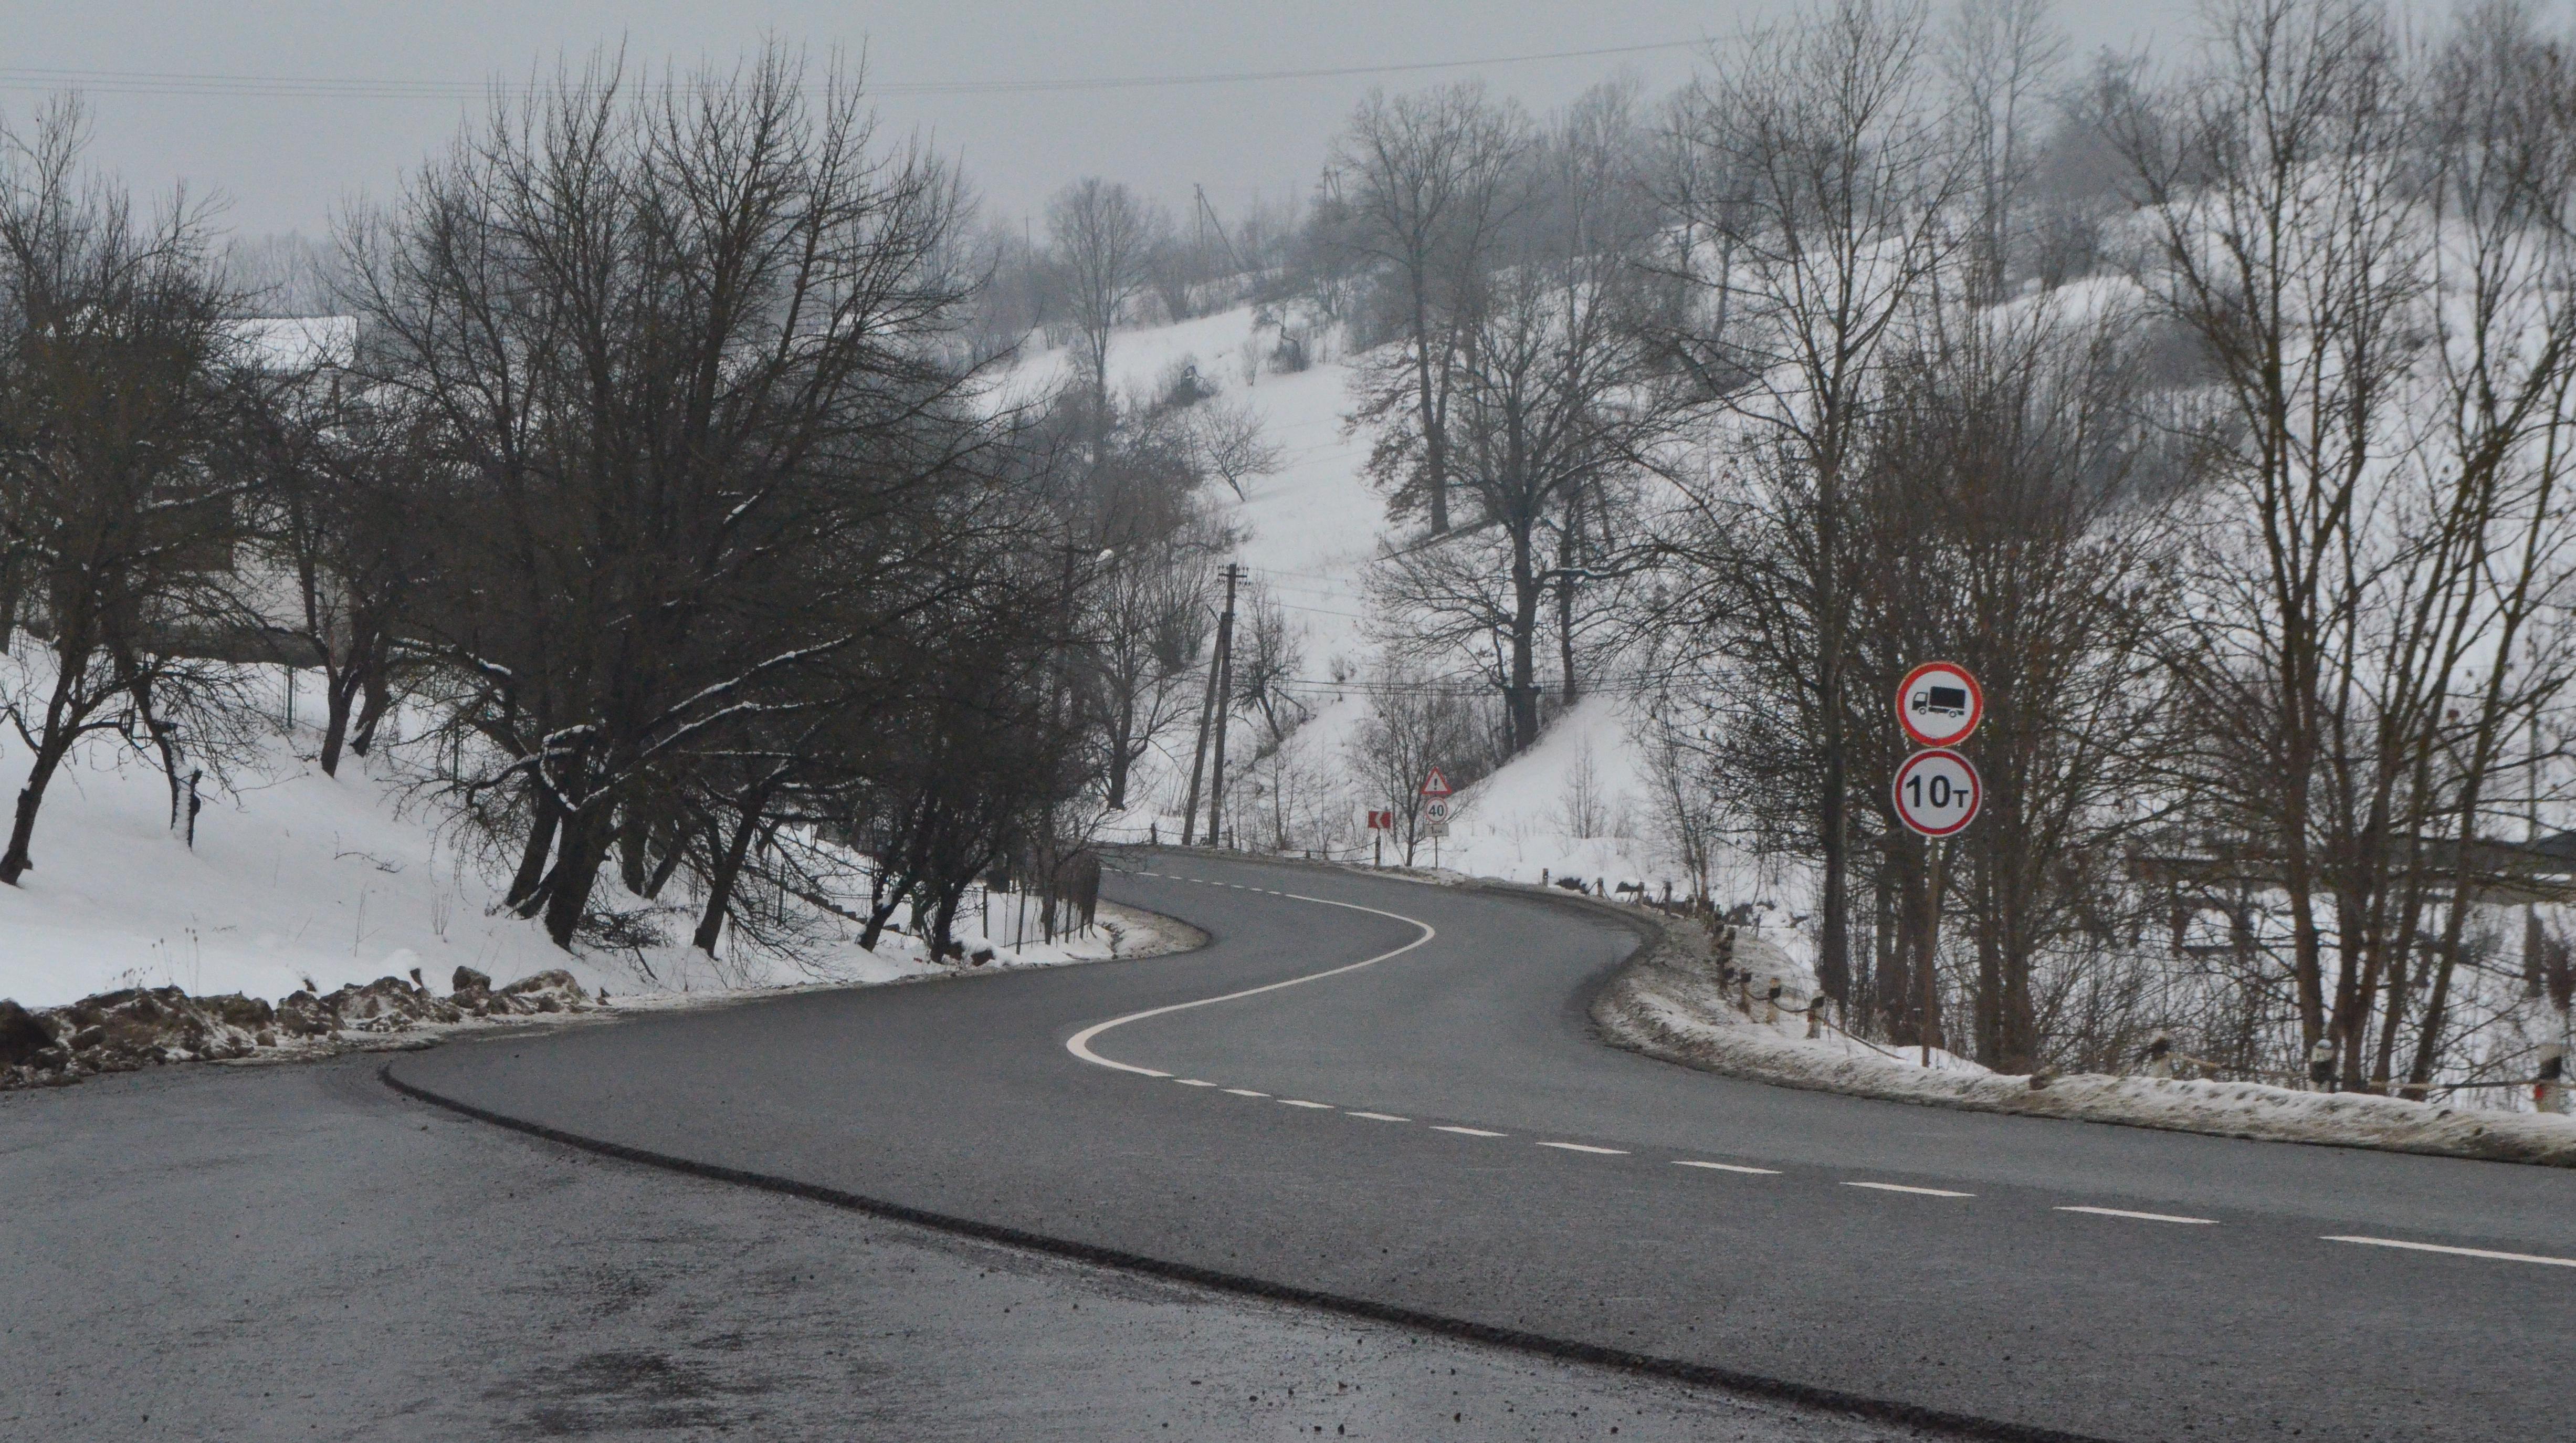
1892, 747, 1981, 837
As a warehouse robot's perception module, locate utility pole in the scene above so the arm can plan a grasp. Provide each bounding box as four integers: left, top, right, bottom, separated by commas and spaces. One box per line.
1180, 631, 1221, 847
1203, 562, 1241, 848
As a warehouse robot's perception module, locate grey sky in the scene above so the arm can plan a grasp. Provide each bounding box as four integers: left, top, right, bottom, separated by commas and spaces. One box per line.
2, 2, 2204, 241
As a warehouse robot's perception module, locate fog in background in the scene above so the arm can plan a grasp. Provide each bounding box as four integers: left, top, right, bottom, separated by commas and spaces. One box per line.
0, 0, 2199, 239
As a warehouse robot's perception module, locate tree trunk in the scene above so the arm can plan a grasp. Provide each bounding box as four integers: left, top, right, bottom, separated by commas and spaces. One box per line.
540, 805, 613, 948
1507, 530, 1541, 754
348, 661, 393, 757
1105, 697, 1135, 810
318, 664, 365, 777
858, 871, 913, 952
692, 792, 770, 955
0, 642, 91, 885
0, 732, 75, 885
506, 783, 563, 914
1409, 281, 1449, 534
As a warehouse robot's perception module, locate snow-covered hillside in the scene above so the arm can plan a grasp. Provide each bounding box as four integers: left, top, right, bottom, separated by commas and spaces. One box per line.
1021, 305, 1736, 912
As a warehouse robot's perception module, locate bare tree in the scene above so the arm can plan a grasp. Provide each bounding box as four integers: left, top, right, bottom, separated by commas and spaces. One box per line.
0, 97, 253, 883
1663, 0, 1964, 1005
1330, 82, 1531, 534
345, 48, 994, 949
1048, 177, 1167, 457
1366, 83, 1671, 756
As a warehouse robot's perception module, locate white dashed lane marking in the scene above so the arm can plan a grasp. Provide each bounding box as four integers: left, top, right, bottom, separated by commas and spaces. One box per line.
2059, 1206, 2216, 1226
1222, 1089, 1269, 1098
1845, 1181, 1975, 1198
1173, 1079, 1217, 1087
1675, 1160, 1781, 1176
1432, 1125, 1507, 1137
1537, 1142, 1628, 1155
1279, 1100, 1335, 1110
2325, 1236, 2576, 1268
1345, 1112, 1411, 1122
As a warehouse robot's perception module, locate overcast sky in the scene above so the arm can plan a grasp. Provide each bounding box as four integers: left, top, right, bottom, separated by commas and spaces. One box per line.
2, 2, 2206, 241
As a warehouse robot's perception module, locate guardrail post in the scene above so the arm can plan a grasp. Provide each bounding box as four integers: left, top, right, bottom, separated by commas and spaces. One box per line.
1805, 995, 1824, 1039
1762, 976, 1782, 1025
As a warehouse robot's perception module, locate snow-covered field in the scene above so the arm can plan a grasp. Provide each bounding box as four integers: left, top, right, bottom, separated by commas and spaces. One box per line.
0, 664, 1165, 1013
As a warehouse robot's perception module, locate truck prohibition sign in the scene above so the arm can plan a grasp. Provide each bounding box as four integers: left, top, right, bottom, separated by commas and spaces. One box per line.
1891, 748, 1982, 837
1896, 661, 1983, 748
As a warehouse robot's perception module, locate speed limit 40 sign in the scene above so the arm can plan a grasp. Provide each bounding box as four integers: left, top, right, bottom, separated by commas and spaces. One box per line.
1892, 748, 1982, 836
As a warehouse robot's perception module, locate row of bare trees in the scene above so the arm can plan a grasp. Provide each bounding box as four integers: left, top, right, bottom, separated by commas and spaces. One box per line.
1625, 0, 2576, 1093
0, 53, 1257, 966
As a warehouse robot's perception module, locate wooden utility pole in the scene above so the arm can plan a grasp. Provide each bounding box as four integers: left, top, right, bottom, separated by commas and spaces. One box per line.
1202, 562, 1242, 848
1179, 614, 1223, 848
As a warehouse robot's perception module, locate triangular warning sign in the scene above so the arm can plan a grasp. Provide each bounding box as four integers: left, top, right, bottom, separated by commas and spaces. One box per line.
1419, 768, 1453, 798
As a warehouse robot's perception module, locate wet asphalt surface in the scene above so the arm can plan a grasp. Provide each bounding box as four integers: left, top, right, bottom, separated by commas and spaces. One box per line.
15, 849, 2574, 1438
380, 851, 2575, 1441
2, 1050, 1913, 1441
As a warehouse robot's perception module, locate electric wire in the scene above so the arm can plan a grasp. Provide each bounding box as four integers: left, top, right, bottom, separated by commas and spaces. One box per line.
0, 39, 1709, 103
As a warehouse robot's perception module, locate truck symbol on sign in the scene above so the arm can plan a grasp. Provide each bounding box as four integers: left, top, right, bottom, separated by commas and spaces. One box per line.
1911, 684, 1969, 718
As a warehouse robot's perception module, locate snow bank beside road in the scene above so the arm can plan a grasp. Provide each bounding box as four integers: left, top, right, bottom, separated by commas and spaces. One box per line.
1594, 917, 2576, 1169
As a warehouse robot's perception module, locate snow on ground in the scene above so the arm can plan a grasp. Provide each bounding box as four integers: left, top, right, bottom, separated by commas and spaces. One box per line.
0, 662, 1159, 1013
1597, 923, 2576, 1167
1439, 696, 1667, 891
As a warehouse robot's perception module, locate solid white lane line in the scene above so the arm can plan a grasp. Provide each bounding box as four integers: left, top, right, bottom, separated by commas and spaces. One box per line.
1064, 875, 1438, 1078
1845, 1181, 1975, 1198
1173, 1079, 1217, 1087
1222, 1089, 1270, 1097
1432, 1125, 1506, 1137
1675, 1160, 1781, 1176
1537, 1142, 1628, 1155
2058, 1206, 2215, 1226
1345, 1111, 1411, 1122
2324, 1236, 2576, 1268
1279, 1099, 1335, 1109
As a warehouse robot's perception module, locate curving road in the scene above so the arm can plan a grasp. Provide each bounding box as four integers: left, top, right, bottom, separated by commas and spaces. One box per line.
387, 850, 2576, 1441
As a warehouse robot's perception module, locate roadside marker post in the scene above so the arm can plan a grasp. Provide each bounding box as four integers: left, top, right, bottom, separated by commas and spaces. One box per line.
1892, 664, 1983, 1067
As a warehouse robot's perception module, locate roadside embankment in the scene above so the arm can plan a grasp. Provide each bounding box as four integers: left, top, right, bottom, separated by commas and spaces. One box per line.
1591, 911, 2576, 1169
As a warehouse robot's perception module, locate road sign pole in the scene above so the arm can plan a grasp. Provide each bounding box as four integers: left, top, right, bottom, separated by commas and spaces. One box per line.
1921, 836, 1942, 1068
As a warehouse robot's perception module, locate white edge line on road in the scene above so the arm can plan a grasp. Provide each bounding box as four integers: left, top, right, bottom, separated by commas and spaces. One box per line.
1345, 1111, 1410, 1122
2323, 1235, 2576, 1268
1432, 1125, 1506, 1137
1844, 1181, 1975, 1198
1279, 1100, 1335, 1109
1674, 1160, 1781, 1175
1536, 1141, 1628, 1155
2058, 1205, 2216, 1226
1064, 873, 1438, 1078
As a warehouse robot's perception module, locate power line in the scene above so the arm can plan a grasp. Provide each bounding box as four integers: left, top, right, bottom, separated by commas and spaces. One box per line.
0, 39, 1708, 103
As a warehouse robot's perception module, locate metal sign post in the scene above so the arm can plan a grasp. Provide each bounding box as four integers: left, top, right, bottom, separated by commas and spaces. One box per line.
1893, 666, 1983, 1067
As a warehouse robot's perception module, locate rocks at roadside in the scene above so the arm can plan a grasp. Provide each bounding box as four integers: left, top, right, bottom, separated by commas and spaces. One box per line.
0, 999, 54, 1067
449, 967, 589, 1018
2, 968, 603, 1090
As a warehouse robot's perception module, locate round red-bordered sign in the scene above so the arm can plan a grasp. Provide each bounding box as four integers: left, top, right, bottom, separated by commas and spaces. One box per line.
1892, 748, 1982, 837
1896, 661, 1983, 748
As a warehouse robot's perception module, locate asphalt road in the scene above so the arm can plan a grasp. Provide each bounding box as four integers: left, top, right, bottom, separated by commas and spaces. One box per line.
376, 849, 2576, 1441
1, 1049, 1905, 1441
